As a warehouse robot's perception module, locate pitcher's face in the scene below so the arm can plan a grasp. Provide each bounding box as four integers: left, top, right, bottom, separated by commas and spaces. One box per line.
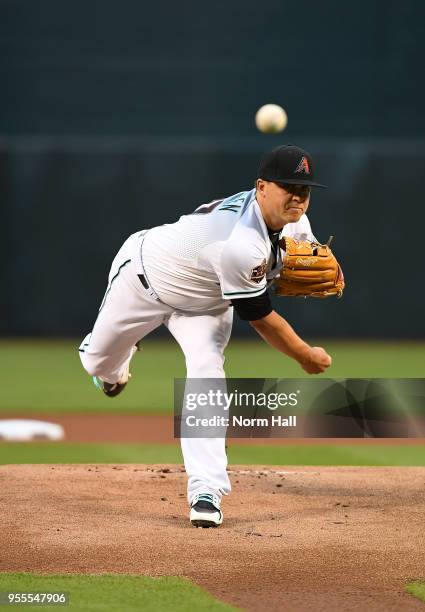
256, 179, 310, 229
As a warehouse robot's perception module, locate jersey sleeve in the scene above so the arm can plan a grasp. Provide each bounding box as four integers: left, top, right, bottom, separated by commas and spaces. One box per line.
219, 240, 268, 300
232, 290, 273, 321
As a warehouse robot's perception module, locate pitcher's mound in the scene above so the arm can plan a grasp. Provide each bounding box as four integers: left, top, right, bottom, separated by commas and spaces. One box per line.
1, 464, 424, 611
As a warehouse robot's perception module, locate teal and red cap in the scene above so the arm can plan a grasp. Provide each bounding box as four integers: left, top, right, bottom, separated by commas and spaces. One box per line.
257, 144, 327, 188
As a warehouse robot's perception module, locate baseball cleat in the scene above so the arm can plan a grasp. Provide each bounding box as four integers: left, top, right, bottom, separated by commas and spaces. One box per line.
92, 345, 139, 398
190, 493, 223, 528
93, 375, 130, 397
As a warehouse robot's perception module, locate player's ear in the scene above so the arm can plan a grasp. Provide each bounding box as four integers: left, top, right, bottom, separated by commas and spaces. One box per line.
256, 178, 265, 194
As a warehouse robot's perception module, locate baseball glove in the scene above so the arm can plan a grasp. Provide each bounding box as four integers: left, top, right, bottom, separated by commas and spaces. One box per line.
274, 236, 345, 298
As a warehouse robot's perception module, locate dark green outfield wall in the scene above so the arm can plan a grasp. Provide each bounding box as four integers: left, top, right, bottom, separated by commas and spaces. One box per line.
2, 140, 424, 338
1, 1, 423, 138
1, 1, 424, 336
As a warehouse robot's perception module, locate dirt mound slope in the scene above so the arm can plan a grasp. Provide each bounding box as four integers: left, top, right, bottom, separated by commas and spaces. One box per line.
1, 464, 424, 611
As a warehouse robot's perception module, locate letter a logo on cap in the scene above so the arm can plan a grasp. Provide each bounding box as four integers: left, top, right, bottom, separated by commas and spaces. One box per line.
295, 156, 310, 174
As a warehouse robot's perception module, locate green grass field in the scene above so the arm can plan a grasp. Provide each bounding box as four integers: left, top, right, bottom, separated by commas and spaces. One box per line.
0, 339, 423, 413
0, 574, 421, 611
0, 573, 236, 611
0, 339, 424, 467
1, 442, 425, 466
406, 581, 425, 604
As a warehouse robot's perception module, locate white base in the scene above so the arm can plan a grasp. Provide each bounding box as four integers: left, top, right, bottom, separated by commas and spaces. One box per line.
0, 420, 65, 441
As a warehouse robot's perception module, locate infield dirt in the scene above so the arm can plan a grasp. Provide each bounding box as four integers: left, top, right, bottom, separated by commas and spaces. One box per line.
2, 413, 425, 445
1, 464, 424, 611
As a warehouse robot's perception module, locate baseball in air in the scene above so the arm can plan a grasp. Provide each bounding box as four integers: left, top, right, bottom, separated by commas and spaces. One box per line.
255, 104, 288, 133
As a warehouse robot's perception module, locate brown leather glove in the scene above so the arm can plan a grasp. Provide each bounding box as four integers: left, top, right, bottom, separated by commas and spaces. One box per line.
274, 237, 345, 298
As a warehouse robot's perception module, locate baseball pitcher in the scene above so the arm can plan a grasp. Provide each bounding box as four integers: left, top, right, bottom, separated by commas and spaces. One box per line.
79, 145, 344, 528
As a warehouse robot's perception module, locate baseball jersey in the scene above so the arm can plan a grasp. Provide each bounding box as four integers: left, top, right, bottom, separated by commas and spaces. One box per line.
141, 189, 314, 312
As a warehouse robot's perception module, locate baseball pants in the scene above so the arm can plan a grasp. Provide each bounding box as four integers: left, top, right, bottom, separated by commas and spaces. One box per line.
79, 233, 232, 504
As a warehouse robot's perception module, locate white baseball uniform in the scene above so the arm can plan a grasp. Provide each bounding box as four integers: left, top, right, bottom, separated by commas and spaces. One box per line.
79, 188, 314, 503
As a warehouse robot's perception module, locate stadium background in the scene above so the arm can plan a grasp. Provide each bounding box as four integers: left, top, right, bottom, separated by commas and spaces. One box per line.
1, 0, 423, 466
2, 0, 424, 338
